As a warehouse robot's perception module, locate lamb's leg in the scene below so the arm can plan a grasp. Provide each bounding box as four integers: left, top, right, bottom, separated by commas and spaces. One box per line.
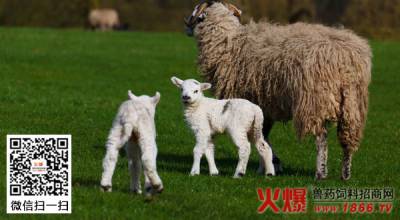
315, 131, 328, 180
205, 139, 219, 176
141, 143, 163, 194
231, 133, 251, 178
100, 124, 133, 191
190, 136, 208, 176
256, 141, 275, 176
126, 139, 142, 194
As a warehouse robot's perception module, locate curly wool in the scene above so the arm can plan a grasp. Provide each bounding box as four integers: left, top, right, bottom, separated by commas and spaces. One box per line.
194, 3, 372, 151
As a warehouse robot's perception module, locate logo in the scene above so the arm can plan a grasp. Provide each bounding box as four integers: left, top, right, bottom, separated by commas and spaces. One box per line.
31, 159, 47, 174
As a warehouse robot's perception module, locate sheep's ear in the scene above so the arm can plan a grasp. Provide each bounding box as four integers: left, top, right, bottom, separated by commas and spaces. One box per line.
171, 76, 183, 88
201, 83, 212, 91
152, 92, 161, 105
128, 90, 138, 100
224, 3, 242, 18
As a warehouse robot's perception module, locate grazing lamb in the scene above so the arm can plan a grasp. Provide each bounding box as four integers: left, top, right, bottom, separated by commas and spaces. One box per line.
171, 76, 275, 178
184, 1, 372, 180
100, 91, 163, 195
89, 9, 120, 31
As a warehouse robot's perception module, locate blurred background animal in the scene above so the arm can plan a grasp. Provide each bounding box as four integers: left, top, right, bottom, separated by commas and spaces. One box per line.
89, 8, 120, 31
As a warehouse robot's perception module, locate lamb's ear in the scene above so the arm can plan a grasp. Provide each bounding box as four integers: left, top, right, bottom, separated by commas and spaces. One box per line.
224, 3, 242, 18
171, 76, 183, 88
201, 83, 212, 91
152, 92, 161, 105
128, 90, 138, 100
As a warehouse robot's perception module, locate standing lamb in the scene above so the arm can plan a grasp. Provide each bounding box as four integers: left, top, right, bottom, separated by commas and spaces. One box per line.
184, 1, 372, 180
171, 76, 275, 178
89, 9, 120, 31
100, 91, 163, 196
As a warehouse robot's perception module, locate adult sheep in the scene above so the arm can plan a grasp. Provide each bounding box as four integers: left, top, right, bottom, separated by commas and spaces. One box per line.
184, 1, 371, 180
89, 9, 120, 31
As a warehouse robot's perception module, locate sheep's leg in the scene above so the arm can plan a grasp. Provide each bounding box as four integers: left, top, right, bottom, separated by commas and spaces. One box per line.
190, 136, 208, 176
315, 131, 328, 180
231, 133, 251, 178
341, 148, 353, 181
205, 140, 219, 176
126, 139, 142, 194
100, 124, 133, 191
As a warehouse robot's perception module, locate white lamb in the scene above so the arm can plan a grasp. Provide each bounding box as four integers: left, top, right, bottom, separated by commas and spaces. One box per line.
100, 90, 163, 195
171, 76, 275, 178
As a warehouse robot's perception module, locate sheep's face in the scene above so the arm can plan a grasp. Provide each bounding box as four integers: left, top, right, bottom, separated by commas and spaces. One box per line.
184, 1, 242, 36
128, 91, 161, 117
171, 77, 211, 105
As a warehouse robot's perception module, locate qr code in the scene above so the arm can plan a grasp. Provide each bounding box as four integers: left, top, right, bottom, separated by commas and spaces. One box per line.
7, 135, 71, 214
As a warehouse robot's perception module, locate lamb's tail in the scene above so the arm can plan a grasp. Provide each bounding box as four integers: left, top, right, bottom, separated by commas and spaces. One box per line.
253, 107, 275, 176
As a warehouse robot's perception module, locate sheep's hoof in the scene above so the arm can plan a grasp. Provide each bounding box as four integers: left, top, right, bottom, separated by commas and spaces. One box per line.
273, 162, 283, 175
341, 173, 351, 181
266, 173, 274, 177
100, 185, 112, 192
315, 172, 328, 181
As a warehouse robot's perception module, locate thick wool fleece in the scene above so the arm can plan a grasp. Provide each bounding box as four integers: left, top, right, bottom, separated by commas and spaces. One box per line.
195, 3, 371, 152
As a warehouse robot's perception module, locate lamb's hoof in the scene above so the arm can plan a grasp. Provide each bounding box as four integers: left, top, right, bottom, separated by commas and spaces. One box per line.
130, 189, 142, 195
210, 170, 219, 176
233, 173, 244, 179
266, 173, 275, 177
152, 184, 164, 194
100, 185, 112, 192
315, 172, 328, 181
190, 171, 200, 176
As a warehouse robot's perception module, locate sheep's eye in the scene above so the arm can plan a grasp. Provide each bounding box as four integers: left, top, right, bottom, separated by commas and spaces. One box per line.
194, 90, 199, 94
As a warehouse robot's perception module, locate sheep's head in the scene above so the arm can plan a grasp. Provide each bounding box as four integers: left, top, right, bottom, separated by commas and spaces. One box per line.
184, 1, 242, 36
171, 76, 211, 105
128, 90, 161, 116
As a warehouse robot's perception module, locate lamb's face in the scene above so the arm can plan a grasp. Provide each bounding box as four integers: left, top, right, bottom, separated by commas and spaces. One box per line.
171, 77, 211, 105
184, 1, 242, 36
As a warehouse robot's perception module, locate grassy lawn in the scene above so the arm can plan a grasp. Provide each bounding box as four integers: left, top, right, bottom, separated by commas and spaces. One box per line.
0, 27, 398, 219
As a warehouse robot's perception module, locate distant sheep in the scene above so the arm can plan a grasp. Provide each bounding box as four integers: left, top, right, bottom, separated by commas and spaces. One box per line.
89, 9, 120, 31
171, 77, 275, 178
100, 91, 163, 196
185, 1, 372, 180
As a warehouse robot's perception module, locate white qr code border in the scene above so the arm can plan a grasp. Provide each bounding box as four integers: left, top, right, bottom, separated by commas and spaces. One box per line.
7, 135, 72, 214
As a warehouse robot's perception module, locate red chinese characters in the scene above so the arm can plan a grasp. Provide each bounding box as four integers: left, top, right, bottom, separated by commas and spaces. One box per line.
257, 188, 307, 213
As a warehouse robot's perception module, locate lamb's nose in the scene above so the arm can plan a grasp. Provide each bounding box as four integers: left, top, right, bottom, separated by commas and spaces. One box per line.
182, 95, 191, 101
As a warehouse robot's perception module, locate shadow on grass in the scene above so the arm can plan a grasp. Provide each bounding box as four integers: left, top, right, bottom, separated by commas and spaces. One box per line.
157, 153, 314, 177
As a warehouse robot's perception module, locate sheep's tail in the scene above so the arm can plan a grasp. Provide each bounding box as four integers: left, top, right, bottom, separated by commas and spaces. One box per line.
253, 106, 275, 176
337, 83, 369, 153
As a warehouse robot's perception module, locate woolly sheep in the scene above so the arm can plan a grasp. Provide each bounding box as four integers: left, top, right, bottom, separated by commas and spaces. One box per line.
185, 1, 372, 180
171, 76, 275, 178
100, 91, 163, 195
89, 9, 120, 31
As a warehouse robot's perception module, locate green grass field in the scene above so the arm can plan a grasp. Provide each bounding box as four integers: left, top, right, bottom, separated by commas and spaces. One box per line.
0, 27, 398, 219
